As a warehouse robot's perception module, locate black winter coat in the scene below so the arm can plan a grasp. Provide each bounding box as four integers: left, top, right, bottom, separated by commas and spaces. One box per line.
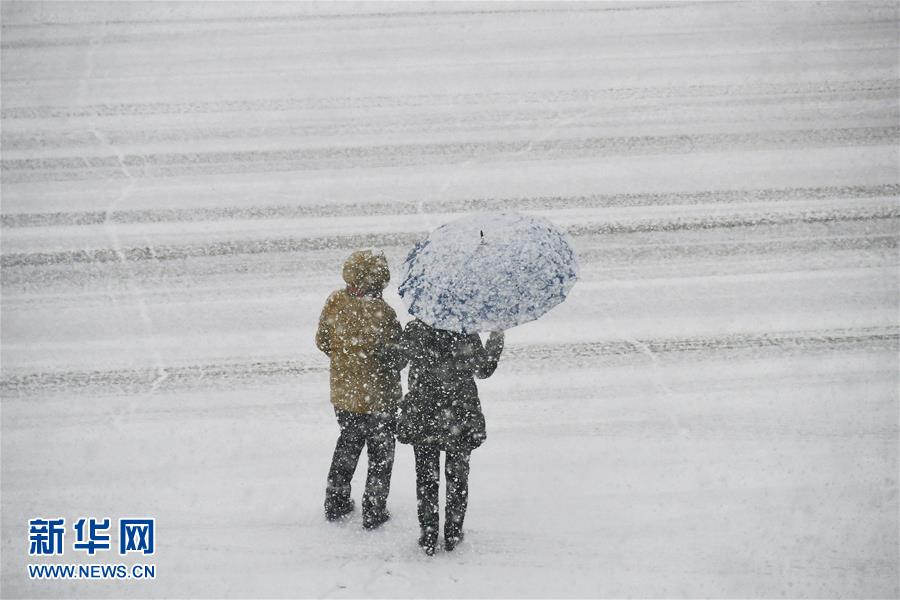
397, 319, 503, 451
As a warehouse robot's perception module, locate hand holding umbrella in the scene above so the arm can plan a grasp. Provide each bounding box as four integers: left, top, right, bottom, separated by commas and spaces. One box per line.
485, 331, 505, 357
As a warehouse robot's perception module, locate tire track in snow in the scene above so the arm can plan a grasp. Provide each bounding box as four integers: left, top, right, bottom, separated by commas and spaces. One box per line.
0, 79, 900, 121
3, 232, 894, 294
2, 327, 896, 397
3, 184, 897, 228
0, 3, 691, 41
2, 205, 897, 268
3, 82, 896, 153
3, 126, 897, 183
3, 80, 895, 120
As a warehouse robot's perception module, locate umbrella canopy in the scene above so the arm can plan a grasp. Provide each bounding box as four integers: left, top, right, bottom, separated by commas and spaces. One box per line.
399, 212, 578, 333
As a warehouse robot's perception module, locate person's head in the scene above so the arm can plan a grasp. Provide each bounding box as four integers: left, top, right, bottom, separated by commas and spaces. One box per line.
342, 249, 390, 297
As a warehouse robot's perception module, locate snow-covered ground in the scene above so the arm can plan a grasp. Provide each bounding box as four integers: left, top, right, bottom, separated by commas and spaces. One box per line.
1, 1, 898, 597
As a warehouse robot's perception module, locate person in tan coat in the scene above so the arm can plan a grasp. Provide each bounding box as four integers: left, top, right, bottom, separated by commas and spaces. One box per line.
315, 250, 406, 528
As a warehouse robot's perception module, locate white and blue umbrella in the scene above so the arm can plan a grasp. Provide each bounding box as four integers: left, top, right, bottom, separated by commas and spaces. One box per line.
399, 212, 578, 333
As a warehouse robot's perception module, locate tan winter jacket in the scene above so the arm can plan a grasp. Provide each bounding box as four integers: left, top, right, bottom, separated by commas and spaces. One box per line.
315, 251, 404, 414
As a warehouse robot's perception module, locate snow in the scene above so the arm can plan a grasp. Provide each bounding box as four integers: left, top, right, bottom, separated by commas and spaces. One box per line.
1, 1, 898, 597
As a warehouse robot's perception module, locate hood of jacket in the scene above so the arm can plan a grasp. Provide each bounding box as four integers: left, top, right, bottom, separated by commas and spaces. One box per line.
342, 250, 390, 295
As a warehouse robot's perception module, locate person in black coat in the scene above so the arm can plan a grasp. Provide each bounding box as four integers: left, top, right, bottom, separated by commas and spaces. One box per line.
397, 318, 504, 555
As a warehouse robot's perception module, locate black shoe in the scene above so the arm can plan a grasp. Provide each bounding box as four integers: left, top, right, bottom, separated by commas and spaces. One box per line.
325, 499, 355, 521
362, 511, 390, 530
444, 529, 464, 551
418, 528, 438, 556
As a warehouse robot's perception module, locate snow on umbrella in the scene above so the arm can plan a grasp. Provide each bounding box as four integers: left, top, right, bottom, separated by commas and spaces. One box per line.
399, 212, 578, 333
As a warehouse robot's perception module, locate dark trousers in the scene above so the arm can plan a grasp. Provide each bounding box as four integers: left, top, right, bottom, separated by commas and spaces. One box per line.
325, 408, 395, 519
413, 445, 471, 537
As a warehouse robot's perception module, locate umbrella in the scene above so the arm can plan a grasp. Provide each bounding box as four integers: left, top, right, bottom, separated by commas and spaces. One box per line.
398, 212, 578, 333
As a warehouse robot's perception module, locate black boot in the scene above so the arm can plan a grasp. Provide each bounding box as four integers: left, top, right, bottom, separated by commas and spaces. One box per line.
362, 510, 390, 530
444, 525, 464, 551
325, 498, 355, 521
418, 527, 438, 556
